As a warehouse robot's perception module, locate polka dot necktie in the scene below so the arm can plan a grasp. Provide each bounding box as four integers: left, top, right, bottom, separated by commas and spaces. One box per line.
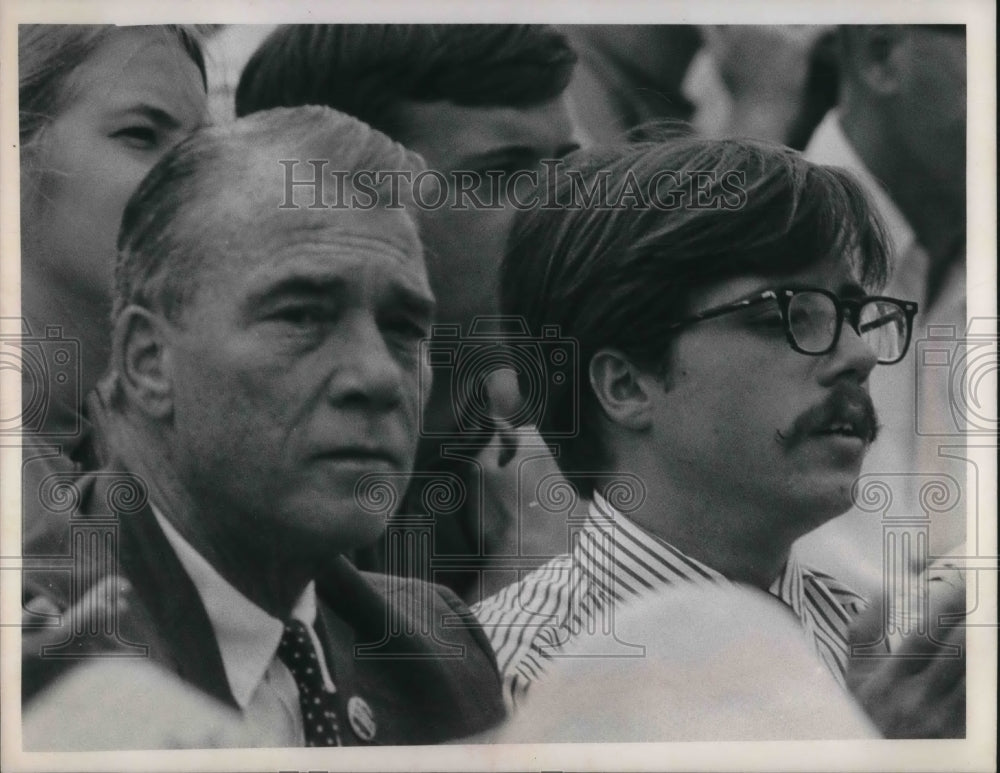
276, 619, 343, 746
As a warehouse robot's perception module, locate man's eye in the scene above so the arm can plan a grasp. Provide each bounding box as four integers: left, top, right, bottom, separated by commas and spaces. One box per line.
112, 126, 158, 149
272, 306, 330, 328
789, 309, 812, 326
384, 317, 428, 342
748, 313, 785, 330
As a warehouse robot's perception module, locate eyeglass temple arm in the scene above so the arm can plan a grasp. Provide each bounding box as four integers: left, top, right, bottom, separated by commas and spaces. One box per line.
850, 300, 919, 335
666, 293, 775, 331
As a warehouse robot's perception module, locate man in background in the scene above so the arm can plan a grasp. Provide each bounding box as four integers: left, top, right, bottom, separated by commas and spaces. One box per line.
799, 24, 967, 607
561, 25, 701, 142
684, 25, 839, 148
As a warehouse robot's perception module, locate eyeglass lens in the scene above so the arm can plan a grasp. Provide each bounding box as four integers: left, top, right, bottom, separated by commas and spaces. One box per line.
786, 292, 907, 362
858, 300, 908, 362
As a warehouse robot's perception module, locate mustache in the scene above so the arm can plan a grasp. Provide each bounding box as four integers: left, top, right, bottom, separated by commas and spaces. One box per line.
776, 383, 880, 449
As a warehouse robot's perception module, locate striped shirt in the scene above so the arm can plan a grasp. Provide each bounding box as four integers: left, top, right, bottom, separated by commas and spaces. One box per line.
473, 491, 869, 709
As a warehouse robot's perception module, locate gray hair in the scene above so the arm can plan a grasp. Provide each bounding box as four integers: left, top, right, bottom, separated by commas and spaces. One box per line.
113, 105, 425, 326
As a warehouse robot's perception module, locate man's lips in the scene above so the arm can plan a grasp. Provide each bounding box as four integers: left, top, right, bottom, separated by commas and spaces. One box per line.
808, 402, 875, 441
778, 384, 880, 449
310, 448, 401, 467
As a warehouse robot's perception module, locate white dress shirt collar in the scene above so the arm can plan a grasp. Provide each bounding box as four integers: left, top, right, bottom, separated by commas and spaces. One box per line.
150, 505, 317, 709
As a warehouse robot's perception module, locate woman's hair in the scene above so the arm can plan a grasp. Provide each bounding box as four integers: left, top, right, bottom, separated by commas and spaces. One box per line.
18, 24, 207, 149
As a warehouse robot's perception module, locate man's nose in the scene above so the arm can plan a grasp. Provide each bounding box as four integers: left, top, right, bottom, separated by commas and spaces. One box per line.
818, 318, 879, 385
326, 321, 405, 410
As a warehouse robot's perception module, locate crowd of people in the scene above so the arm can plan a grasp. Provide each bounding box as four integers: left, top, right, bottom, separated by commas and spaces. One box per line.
13, 23, 970, 750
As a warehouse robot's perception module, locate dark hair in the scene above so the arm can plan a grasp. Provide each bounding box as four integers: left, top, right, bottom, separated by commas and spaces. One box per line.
501, 131, 891, 491
18, 24, 207, 149
113, 106, 423, 327
235, 24, 576, 138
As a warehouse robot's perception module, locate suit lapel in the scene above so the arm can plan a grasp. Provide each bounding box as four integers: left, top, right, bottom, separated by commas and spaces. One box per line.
317, 556, 425, 656
100, 473, 235, 707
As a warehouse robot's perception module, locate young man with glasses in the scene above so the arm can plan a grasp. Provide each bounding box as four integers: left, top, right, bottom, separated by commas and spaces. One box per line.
473, 133, 918, 712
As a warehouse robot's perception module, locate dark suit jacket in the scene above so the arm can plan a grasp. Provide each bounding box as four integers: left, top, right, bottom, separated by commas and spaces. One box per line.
22, 467, 506, 745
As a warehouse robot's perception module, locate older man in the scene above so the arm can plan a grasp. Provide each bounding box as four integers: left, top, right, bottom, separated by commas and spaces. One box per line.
21, 107, 505, 747
235, 25, 583, 601
474, 133, 927, 721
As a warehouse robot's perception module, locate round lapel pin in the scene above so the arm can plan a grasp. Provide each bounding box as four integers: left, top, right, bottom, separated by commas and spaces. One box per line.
347, 695, 376, 742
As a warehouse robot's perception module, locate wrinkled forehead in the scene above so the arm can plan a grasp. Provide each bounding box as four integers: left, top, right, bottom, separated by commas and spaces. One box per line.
166, 135, 429, 294
196, 156, 419, 239
261, 205, 423, 259
198, 203, 427, 287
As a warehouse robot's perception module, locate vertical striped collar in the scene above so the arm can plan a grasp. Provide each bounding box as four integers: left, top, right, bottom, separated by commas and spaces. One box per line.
475, 493, 869, 709
582, 491, 865, 685
582, 491, 726, 592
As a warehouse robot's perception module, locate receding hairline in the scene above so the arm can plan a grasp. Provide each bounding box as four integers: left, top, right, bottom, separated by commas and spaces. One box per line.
188, 205, 428, 309
113, 105, 429, 325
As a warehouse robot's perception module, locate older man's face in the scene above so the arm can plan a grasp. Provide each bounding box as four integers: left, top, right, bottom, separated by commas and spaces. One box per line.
164, 204, 433, 556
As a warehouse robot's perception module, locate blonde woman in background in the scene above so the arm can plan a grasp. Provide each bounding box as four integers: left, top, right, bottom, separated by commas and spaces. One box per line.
17, 25, 208, 544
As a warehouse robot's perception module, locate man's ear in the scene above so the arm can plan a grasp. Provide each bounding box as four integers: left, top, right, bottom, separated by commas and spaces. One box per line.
110, 306, 175, 420
848, 25, 905, 97
588, 348, 656, 432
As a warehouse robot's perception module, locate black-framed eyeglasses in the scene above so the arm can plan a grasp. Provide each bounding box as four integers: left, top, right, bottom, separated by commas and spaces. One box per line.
667, 288, 919, 365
